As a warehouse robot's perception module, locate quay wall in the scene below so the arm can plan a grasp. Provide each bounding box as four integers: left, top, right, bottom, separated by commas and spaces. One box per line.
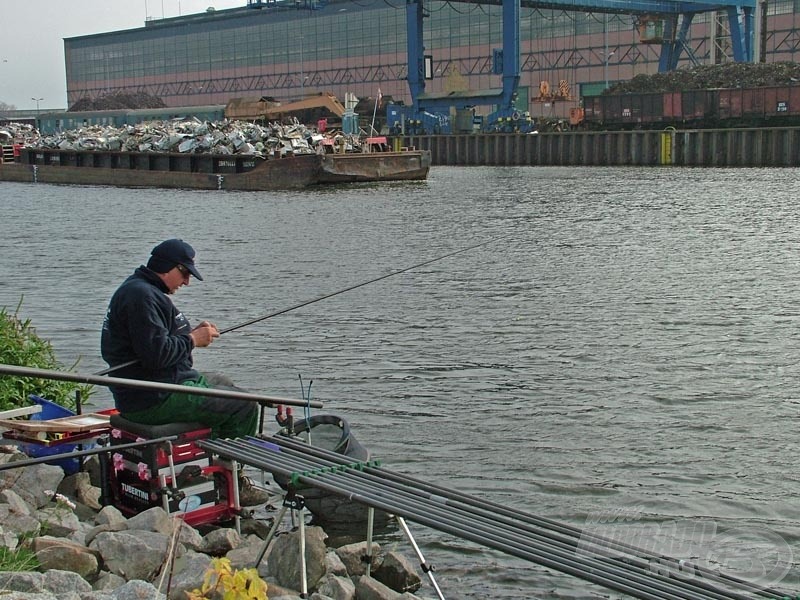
400, 127, 800, 168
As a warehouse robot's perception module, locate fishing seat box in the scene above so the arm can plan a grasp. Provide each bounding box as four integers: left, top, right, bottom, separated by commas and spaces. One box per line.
105, 414, 233, 526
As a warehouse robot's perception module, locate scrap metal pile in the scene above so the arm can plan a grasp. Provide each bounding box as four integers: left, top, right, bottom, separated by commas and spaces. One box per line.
68, 91, 167, 111
0, 122, 39, 145
28, 118, 364, 158
608, 61, 800, 94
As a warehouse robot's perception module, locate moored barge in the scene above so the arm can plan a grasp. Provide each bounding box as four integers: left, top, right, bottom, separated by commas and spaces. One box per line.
0, 145, 431, 190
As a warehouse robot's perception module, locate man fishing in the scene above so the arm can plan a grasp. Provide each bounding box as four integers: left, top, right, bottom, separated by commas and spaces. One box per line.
100, 238, 268, 506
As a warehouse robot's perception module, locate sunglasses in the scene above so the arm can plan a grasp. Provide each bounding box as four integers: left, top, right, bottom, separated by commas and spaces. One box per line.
176, 264, 191, 277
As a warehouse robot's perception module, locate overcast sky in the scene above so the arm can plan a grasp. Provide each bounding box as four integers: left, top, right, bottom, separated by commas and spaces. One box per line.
1, 0, 246, 111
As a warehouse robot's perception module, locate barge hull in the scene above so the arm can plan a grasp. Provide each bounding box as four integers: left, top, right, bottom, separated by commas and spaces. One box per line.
1, 150, 322, 190
319, 151, 432, 183
0, 147, 431, 190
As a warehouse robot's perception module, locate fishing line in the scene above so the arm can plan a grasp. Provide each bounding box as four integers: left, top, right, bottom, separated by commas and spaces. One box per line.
96, 235, 506, 376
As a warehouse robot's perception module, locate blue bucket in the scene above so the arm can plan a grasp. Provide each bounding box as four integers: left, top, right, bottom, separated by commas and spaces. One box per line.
21, 395, 92, 475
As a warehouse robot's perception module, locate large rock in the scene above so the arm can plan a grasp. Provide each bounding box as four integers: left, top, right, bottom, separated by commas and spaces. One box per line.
0, 569, 92, 595
0, 594, 66, 600
334, 541, 381, 576
176, 522, 204, 552
373, 550, 422, 593
95, 505, 127, 527
164, 550, 212, 600
0, 571, 46, 593
315, 573, 355, 600
104, 579, 166, 599
0, 489, 33, 516
225, 539, 271, 577
92, 570, 127, 590
200, 527, 242, 556
125, 507, 173, 535
35, 505, 81, 538
267, 526, 327, 591
353, 575, 402, 600
89, 530, 170, 581
1, 464, 64, 509
0, 505, 41, 539
57, 471, 102, 511
324, 550, 348, 577
0, 524, 19, 551
30, 535, 101, 580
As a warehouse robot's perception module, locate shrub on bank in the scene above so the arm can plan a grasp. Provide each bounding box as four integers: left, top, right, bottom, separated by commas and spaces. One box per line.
187, 558, 268, 600
0, 300, 93, 411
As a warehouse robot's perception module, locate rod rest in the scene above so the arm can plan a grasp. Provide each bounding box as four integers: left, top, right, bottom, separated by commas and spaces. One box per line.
110, 413, 208, 438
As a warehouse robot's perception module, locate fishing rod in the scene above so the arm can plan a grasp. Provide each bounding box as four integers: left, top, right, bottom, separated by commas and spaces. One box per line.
204, 438, 755, 600
0, 434, 180, 472
0, 364, 322, 409
273, 436, 789, 598
97, 235, 505, 376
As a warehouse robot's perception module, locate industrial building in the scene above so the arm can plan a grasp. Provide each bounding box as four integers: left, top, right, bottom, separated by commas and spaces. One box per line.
63, 0, 800, 120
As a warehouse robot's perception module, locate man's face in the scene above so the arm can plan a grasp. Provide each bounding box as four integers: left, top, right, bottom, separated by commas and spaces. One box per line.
162, 264, 191, 294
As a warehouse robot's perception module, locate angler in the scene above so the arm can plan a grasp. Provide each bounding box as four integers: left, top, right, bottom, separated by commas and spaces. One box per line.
101, 239, 259, 444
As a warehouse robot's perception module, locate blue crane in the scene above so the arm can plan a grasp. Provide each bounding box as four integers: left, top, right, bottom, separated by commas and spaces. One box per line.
389, 0, 757, 134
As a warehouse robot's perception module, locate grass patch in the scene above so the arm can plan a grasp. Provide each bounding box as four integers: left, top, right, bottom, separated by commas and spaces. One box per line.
0, 298, 93, 411
0, 545, 40, 572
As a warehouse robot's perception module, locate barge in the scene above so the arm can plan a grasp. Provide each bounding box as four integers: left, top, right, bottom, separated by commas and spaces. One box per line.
0, 145, 431, 190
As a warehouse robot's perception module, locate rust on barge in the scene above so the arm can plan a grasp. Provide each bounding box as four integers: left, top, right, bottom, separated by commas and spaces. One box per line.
0, 146, 431, 190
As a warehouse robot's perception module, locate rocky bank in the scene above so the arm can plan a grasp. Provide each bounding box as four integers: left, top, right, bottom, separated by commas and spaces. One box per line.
0, 447, 432, 600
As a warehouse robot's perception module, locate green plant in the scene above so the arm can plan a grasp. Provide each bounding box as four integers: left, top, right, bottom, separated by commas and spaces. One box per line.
0, 545, 40, 572
0, 299, 93, 411
186, 557, 268, 600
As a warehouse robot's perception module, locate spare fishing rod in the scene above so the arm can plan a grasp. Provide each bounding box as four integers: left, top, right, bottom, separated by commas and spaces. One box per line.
96, 235, 505, 376
272, 436, 789, 598
203, 438, 754, 600
0, 364, 322, 410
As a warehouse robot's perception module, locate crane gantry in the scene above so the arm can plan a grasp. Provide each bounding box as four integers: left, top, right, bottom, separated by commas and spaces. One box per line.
393, 0, 757, 133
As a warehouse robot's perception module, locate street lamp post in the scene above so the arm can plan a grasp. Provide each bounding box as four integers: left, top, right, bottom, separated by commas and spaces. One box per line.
31, 97, 43, 119
299, 38, 305, 98
603, 51, 615, 90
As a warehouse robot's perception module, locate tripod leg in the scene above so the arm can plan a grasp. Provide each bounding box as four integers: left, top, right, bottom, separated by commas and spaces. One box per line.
397, 516, 445, 600
298, 506, 308, 598
254, 504, 288, 568
365, 506, 375, 577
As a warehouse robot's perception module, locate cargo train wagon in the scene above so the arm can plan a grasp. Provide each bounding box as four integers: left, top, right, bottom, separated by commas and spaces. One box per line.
580, 84, 800, 130
37, 105, 227, 135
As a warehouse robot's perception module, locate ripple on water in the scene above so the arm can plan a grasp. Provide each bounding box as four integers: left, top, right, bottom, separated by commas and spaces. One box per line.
3, 167, 800, 597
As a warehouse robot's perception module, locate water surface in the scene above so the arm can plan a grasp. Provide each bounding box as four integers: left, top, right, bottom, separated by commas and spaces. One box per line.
2, 166, 799, 598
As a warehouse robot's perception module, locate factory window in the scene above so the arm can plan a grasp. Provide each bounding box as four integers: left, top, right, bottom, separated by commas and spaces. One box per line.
770, 0, 793, 14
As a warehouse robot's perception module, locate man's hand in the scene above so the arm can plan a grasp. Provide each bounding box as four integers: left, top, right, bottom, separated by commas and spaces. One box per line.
190, 321, 220, 348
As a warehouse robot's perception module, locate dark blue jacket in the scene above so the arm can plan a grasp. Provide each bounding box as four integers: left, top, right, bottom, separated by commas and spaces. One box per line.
101, 266, 199, 412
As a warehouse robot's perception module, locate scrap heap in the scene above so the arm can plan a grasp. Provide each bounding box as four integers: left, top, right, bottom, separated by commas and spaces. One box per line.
68, 92, 167, 111
28, 118, 366, 158
0, 123, 40, 145
608, 61, 800, 95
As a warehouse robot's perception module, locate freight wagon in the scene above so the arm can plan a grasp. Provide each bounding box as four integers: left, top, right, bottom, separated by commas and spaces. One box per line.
576, 84, 800, 130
